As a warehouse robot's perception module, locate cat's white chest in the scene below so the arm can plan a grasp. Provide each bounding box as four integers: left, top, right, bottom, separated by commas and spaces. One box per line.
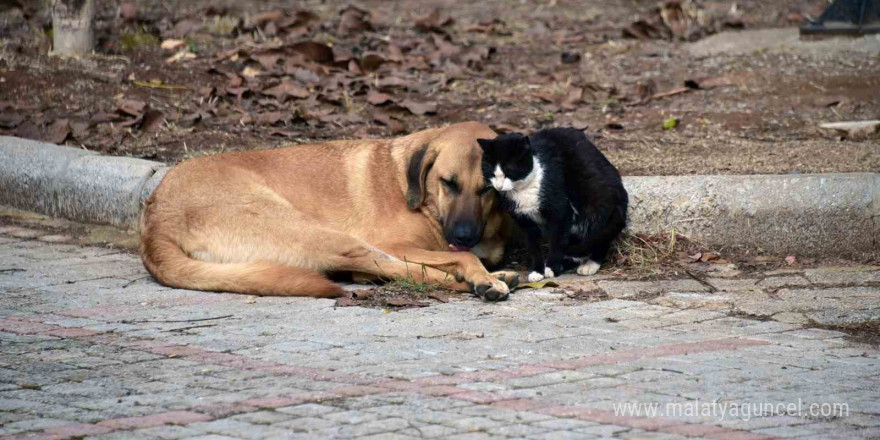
504, 161, 544, 222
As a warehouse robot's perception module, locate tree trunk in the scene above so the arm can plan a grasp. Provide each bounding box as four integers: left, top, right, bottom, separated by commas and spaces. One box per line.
52, 0, 94, 56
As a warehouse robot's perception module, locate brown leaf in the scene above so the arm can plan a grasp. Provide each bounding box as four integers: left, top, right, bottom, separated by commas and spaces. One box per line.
352, 289, 374, 299
399, 100, 437, 116
142, 110, 165, 133
377, 76, 409, 89
386, 297, 428, 307
46, 119, 70, 144
116, 99, 146, 117
257, 112, 286, 126
367, 90, 394, 106
15, 121, 41, 140
431, 34, 460, 57
289, 41, 334, 64
338, 5, 372, 35
167, 19, 201, 38
700, 252, 719, 262
117, 2, 137, 23
560, 87, 583, 110
0, 111, 24, 129
251, 53, 283, 70
386, 44, 404, 63
687, 252, 702, 262
249, 10, 285, 28
90, 111, 126, 124
262, 79, 310, 101
360, 53, 385, 72
373, 112, 405, 134
267, 129, 299, 138
70, 120, 89, 140
335, 297, 362, 307
414, 9, 453, 32
428, 292, 449, 303
225, 86, 248, 97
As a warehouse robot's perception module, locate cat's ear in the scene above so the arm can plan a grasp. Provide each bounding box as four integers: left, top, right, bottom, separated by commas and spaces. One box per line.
476, 138, 493, 150
523, 136, 531, 150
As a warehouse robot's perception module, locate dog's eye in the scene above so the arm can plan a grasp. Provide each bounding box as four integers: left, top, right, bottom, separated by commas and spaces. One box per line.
440, 177, 460, 193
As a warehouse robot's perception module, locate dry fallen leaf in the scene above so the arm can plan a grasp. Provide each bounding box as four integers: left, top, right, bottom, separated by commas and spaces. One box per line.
116, 99, 146, 117
262, 79, 310, 101
160, 39, 186, 51
515, 280, 560, 290
367, 90, 394, 106
399, 100, 438, 116
245, 296, 257, 304
46, 119, 70, 144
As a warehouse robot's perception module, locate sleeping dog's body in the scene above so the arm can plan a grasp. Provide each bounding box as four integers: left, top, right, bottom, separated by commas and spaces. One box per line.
140, 122, 518, 300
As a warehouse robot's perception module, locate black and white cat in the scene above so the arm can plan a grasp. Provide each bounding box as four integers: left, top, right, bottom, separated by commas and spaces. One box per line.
477, 128, 628, 282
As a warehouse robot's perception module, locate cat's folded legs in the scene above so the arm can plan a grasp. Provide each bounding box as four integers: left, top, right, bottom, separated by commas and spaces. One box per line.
522, 221, 546, 282
543, 215, 572, 279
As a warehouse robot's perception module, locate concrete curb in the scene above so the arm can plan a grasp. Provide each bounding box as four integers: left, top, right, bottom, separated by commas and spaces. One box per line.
1, 136, 877, 259
0, 136, 168, 229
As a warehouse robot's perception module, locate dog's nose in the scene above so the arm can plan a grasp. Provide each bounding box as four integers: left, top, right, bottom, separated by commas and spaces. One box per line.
451, 222, 480, 248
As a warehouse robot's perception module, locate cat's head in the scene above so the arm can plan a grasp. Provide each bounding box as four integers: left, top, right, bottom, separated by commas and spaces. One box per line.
477, 133, 534, 192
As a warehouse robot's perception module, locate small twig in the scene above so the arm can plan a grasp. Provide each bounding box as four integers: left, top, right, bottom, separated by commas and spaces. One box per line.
122, 275, 151, 288
121, 314, 234, 324
134, 80, 188, 90
651, 87, 690, 100
684, 269, 717, 293
166, 323, 218, 332
0, 268, 26, 274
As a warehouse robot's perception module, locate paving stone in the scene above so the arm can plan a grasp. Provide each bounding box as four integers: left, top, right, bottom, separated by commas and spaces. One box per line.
597, 279, 709, 299
0, 238, 879, 440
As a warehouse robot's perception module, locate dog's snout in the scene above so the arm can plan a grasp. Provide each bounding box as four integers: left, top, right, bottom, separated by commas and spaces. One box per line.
450, 222, 480, 248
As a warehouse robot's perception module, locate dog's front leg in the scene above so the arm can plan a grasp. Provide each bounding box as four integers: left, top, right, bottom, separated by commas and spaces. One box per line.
383, 247, 519, 301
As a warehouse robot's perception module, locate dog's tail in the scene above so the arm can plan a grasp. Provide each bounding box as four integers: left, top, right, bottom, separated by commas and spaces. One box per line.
140, 234, 343, 297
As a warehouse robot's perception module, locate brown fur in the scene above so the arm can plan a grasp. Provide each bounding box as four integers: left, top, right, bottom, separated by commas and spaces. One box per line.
140, 122, 518, 300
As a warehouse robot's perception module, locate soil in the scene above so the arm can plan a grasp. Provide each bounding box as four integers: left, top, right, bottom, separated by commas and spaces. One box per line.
1, 0, 878, 175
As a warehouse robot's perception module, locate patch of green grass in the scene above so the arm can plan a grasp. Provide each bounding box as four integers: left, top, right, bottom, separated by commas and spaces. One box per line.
385, 278, 432, 293
208, 16, 239, 35
120, 32, 158, 50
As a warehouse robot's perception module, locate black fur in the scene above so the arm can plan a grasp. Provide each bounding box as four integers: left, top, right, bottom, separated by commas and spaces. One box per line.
478, 128, 628, 276
406, 145, 430, 209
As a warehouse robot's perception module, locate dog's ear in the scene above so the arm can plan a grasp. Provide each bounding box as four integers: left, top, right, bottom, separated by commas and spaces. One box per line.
406, 144, 438, 210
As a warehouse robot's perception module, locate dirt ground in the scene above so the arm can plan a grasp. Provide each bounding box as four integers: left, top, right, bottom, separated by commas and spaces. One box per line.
1, 0, 878, 175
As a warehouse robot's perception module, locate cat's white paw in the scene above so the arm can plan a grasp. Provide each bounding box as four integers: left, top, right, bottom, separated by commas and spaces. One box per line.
543, 267, 555, 278
577, 260, 601, 276
527, 271, 544, 283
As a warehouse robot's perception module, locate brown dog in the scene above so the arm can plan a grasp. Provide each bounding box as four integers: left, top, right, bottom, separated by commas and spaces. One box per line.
140, 122, 519, 300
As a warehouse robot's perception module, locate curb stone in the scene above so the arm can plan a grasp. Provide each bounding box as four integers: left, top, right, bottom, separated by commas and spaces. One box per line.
1, 136, 877, 258
0, 136, 168, 229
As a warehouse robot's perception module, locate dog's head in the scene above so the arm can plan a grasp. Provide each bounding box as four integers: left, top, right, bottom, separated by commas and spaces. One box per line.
404, 122, 498, 252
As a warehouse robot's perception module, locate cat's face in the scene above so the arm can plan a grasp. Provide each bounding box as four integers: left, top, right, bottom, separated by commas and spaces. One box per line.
477, 134, 534, 193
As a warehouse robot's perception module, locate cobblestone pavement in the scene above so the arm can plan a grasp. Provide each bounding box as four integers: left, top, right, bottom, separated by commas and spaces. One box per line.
0, 227, 878, 440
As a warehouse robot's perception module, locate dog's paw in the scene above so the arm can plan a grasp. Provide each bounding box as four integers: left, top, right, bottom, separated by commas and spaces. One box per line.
543, 266, 555, 279
527, 271, 544, 283
472, 276, 510, 302
577, 260, 601, 276
490, 270, 519, 290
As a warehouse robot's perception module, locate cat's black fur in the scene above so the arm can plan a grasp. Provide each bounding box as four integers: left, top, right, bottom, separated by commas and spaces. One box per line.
477, 128, 628, 277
